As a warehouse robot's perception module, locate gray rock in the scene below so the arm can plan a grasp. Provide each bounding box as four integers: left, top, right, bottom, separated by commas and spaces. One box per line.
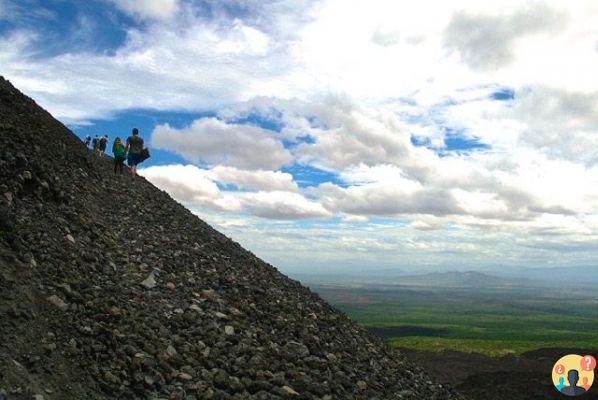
166, 345, 177, 357
280, 385, 299, 396
3, 192, 12, 206
141, 271, 157, 289
46, 295, 68, 311
284, 341, 310, 358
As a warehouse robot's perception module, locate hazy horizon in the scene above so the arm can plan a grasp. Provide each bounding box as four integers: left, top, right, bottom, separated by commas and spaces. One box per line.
2, 0, 598, 275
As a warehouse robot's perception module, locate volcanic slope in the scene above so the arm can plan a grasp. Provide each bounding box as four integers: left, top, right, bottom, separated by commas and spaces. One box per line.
0, 77, 459, 400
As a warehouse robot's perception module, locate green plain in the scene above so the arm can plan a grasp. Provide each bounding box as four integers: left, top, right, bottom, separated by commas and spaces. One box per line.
315, 285, 598, 357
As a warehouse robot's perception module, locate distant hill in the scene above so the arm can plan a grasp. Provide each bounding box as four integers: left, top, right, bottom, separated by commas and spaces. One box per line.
496, 266, 598, 286
395, 271, 529, 288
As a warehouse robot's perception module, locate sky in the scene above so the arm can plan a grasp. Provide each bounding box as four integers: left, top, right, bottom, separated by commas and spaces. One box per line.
2, 0, 598, 275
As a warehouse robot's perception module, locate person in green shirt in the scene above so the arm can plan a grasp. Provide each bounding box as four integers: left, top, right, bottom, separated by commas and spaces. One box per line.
112, 137, 126, 174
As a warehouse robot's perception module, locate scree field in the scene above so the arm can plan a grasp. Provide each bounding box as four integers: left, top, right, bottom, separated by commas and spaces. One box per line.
312, 284, 598, 356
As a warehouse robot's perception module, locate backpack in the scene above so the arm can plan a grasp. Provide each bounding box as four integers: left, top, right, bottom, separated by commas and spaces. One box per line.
140, 148, 151, 162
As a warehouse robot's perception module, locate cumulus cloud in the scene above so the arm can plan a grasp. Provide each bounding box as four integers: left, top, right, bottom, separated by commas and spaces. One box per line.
139, 164, 326, 220
152, 118, 293, 170
319, 182, 462, 217
109, 0, 179, 20
210, 166, 298, 192
444, 3, 564, 71
512, 86, 598, 163
138, 164, 231, 209
290, 97, 439, 183
312, 164, 461, 217
4, 0, 598, 270
0, 11, 293, 122
207, 88, 598, 226
239, 191, 330, 219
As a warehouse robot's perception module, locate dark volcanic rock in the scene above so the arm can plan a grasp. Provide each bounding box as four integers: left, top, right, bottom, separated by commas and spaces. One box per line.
0, 76, 462, 399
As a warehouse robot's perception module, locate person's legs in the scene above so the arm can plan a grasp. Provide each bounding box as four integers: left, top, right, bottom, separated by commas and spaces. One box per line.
114, 157, 118, 174
131, 158, 138, 177
127, 153, 139, 177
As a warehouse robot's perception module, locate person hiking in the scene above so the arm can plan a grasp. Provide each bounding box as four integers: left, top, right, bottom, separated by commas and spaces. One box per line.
112, 137, 126, 174
125, 128, 144, 178
92, 134, 100, 153
99, 134, 108, 156
84, 135, 91, 148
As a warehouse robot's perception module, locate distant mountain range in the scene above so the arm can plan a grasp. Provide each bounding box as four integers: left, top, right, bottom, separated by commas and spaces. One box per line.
294, 270, 531, 288
391, 271, 529, 288
292, 266, 598, 289
496, 265, 598, 286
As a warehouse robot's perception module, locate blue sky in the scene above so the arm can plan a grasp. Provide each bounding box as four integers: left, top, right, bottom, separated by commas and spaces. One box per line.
2, 0, 598, 274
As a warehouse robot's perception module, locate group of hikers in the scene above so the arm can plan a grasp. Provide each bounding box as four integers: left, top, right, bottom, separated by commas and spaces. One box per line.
83, 128, 149, 177
85, 134, 109, 156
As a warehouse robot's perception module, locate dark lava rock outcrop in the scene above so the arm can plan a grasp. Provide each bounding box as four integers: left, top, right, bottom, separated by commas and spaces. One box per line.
0, 77, 460, 400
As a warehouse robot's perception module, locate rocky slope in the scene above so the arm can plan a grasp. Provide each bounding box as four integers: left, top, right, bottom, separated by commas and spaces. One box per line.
0, 77, 460, 400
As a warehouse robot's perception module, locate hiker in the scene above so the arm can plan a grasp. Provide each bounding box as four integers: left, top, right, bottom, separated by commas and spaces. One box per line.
112, 137, 126, 174
99, 134, 108, 156
125, 128, 144, 178
84, 135, 91, 148
92, 134, 100, 153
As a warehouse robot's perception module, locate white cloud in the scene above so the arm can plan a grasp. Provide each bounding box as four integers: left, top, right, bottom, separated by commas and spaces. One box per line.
512, 87, 598, 163
138, 164, 228, 208
109, 0, 179, 21
291, 97, 439, 183
410, 216, 443, 231
139, 164, 326, 220
5, 0, 598, 270
317, 174, 463, 217
239, 191, 330, 219
151, 118, 293, 170
444, 3, 564, 71
0, 14, 291, 122
210, 166, 298, 192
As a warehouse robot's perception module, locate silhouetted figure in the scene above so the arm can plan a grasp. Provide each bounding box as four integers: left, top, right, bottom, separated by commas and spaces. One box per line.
99, 134, 108, 156
556, 377, 566, 391
581, 376, 591, 391
92, 134, 100, 153
561, 369, 586, 396
126, 128, 144, 178
84, 135, 91, 148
